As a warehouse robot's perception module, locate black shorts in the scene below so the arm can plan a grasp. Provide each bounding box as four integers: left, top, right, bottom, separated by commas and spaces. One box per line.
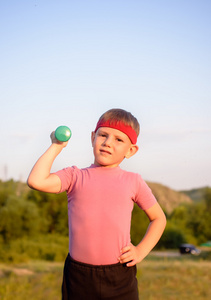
62, 254, 139, 300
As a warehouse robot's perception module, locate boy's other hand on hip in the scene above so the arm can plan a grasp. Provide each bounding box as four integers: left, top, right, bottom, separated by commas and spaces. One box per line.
118, 243, 139, 267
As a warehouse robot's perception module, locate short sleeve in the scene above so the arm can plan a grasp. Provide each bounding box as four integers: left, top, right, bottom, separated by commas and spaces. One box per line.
54, 166, 76, 194
134, 174, 157, 210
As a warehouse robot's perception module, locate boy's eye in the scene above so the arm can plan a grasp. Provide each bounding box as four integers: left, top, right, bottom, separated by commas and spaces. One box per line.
99, 133, 107, 137
117, 138, 123, 142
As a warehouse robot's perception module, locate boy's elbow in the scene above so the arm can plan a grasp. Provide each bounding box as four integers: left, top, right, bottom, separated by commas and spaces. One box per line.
161, 211, 167, 228
27, 175, 38, 190
164, 214, 167, 226
27, 176, 34, 189
155, 208, 167, 231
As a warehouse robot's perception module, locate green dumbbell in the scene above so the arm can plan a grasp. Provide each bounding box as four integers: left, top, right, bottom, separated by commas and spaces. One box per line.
55, 126, 72, 142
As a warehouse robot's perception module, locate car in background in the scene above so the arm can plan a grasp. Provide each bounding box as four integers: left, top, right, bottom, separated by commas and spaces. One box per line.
179, 244, 201, 255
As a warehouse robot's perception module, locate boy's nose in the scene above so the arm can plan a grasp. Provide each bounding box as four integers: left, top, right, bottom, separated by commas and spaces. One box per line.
103, 136, 112, 147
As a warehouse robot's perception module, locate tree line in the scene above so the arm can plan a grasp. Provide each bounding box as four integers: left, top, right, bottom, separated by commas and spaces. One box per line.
0, 180, 211, 262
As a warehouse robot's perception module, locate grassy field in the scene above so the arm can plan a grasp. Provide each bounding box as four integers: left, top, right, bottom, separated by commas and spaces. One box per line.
138, 256, 211, 300
0, 254, 210, 300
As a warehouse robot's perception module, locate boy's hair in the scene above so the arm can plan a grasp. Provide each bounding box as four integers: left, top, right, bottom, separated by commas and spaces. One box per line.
98, 108, 140, 137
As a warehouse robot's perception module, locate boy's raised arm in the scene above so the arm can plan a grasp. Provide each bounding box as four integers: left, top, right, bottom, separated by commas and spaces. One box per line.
27, 132, 68, 193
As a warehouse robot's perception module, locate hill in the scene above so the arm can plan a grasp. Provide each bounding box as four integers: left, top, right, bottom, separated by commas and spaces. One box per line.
146, 182, 192, 214
181, 186, 209, 203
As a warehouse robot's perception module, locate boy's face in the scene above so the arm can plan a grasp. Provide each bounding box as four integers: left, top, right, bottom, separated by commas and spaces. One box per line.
91, 127, 138, 168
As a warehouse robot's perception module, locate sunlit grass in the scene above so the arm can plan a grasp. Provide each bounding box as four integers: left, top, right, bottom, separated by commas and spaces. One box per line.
0, 261, 63, 300
138, 258, 211, 300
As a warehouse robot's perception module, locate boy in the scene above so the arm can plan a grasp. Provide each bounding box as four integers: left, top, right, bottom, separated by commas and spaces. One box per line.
27, 108, 166, 300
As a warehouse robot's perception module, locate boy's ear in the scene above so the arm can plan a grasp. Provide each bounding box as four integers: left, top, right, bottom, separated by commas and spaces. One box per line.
125, 144, 139, 159
91, 131, 95, 146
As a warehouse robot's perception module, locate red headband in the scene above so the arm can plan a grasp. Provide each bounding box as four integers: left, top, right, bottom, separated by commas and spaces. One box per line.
94, 119, 137, 144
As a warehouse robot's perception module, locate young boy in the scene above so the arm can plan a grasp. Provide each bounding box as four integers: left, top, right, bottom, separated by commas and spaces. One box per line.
27, 108, 166, 300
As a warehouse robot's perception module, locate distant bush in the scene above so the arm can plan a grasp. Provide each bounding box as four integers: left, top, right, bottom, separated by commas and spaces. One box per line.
131, 204, 150, 245
0, 234, 69, 263
0, 195, 40, 242
27, 189, 68, 235
156, 223, 186, 249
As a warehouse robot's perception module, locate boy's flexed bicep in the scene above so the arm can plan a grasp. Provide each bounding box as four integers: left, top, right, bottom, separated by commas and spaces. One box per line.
28, 173, 62, 193
27, 142, 66, 193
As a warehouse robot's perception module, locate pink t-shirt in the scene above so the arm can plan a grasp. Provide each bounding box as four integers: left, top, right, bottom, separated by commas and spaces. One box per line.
55, 164, 157, 265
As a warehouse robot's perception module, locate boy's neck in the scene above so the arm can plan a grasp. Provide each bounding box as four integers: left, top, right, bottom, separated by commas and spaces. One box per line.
91, 163, 120, 169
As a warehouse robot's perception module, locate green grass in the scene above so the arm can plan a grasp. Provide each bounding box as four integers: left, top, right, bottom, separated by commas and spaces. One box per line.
0, 255, 210, 300
0, 261, 63, 300
139, 257, 211, 300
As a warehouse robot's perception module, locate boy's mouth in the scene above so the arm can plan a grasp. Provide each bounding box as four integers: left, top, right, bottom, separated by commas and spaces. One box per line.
100, 149, 112, 155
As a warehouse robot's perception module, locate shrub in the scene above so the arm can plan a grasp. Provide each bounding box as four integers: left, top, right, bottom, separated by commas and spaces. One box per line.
0, 234, 69, 263
156, 223, 186, 249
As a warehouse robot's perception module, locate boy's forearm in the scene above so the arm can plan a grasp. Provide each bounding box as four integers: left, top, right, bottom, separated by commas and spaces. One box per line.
27, 143, 63, 192
119, 210, 166, 267
136, 215, 166, 261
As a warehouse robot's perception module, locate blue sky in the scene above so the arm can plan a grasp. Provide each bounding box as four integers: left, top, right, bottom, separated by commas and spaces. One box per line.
1, 0, 211, 190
